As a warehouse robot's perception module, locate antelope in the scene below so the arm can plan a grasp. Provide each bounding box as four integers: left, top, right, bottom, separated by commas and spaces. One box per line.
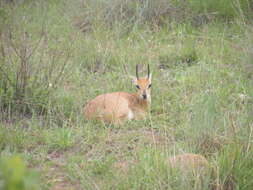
83, 65, 152, 124
167, 153, 209, 174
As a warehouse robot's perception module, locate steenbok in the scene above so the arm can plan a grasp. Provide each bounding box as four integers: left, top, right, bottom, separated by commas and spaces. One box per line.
83, 65, 152, 124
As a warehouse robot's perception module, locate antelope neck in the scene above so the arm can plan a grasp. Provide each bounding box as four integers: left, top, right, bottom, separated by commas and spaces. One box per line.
132, 93, 150, 107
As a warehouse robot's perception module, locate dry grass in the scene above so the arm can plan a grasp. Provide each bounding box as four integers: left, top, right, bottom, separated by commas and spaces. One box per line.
1, 0, 253, 190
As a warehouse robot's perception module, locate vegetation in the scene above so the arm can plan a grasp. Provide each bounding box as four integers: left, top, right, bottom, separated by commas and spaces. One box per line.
0, 0, 253, 189
0, 155, 41, 190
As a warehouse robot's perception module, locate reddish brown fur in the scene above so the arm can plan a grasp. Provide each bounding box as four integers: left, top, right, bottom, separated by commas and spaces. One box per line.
83, 75, 152, 124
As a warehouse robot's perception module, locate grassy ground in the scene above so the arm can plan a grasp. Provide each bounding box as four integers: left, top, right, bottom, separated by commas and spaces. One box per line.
0, 0, 253, 190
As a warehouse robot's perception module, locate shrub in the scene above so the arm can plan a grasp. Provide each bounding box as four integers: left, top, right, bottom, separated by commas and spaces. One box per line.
78, 0, 178, 29
0, 2, 73, 116
77, 0, 252, 31
215, 144, 253, 189
0, 155, 41, 190
187, 0, 252, 19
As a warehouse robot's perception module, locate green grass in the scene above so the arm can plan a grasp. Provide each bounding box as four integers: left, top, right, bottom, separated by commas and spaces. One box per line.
0, 0, 253, 189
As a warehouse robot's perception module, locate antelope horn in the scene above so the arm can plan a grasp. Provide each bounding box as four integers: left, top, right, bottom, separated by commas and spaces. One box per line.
147, 64, 150, 78
136, 64, 139, 79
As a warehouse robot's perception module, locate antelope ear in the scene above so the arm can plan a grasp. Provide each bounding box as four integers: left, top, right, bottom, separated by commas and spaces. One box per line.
130, 75, 137, 84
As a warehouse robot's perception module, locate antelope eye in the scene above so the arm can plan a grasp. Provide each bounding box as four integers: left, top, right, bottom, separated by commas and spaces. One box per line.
136, 85, 140, 89
148, 84, 152, 88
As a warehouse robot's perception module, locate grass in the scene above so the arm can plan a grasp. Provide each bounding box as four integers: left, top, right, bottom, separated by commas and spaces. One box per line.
0, 0, 253, 189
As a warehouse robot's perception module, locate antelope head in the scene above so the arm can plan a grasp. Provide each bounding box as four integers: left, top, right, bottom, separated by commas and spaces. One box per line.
133, 64, 152, 101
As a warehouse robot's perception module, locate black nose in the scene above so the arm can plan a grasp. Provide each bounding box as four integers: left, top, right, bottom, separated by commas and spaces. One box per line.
142, 94, 147, 99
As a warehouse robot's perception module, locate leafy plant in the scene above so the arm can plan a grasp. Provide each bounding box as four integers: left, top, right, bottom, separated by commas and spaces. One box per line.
0, 155, 41, 190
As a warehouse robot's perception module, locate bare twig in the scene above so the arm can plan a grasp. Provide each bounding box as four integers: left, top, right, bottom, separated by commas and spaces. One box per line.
0, 66, 15, 87
0, 35, 15, 88
246, 124, 253, 153
52, 51, 71, 88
